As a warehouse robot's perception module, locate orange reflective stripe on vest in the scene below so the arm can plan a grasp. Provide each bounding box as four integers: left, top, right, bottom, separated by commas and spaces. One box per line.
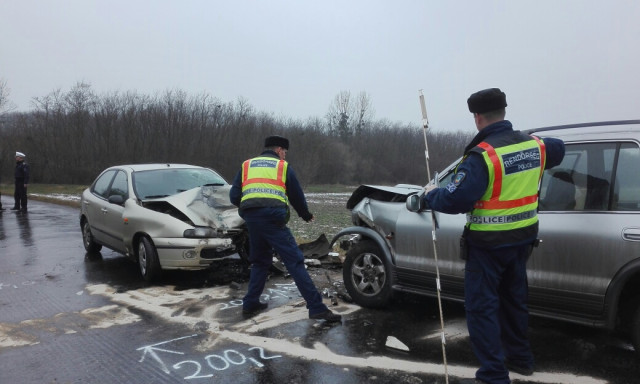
473, 138, 545, 210
242, 159, 286, 188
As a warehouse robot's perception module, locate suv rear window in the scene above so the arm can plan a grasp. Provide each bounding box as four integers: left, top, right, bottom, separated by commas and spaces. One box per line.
539, 141, 640, 211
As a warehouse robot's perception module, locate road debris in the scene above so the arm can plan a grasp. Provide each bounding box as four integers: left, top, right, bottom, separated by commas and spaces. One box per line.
385, 336, 410, 352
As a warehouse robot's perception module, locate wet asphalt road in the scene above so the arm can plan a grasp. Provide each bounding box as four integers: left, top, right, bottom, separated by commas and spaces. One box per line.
0, 199, 638, 384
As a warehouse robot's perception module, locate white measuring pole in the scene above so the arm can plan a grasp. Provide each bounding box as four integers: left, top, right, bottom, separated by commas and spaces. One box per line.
419, 90, 449, 384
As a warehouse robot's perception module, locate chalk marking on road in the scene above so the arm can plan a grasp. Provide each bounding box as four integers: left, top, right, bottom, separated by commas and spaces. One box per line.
137, 338, 284, 379
138, 334, 198, 374
85, 283, 609, 384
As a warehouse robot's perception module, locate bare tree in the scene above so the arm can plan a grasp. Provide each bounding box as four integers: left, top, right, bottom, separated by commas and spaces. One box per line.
353, 92, 373, 135
0, 83, 472, 186
326, 90, 352, 139
0, 79, 16, 115
325, 90, 373, 139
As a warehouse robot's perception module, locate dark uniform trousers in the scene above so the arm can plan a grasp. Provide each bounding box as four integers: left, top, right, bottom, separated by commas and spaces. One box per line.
14, 178, 27, 210
464, 243, 534, 384
241, 206, 328, 316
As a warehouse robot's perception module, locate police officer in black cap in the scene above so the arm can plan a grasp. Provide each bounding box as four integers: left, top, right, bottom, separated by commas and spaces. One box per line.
229, 135, 342, 322
13, 151, 29, 212
423, 89, 565, 384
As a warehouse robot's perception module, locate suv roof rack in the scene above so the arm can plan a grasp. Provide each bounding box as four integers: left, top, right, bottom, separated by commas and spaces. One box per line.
527, 119, 640, 134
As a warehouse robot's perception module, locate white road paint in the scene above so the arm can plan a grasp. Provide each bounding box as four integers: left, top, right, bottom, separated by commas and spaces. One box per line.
421, 318, 469, 342
0, 282, 609, 383
0, 305, 140, 348
86, 283, 607, 384
216, 331, 607, 384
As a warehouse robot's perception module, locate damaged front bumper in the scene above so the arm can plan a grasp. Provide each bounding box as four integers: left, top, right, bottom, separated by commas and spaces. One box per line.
153, 236, 243, 269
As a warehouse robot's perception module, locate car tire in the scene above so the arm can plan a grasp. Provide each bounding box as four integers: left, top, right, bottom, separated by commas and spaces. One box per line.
631, 300, 640, 355
138, 236, 162, 282
343, 240, 394, 308
82, 220, 102, 253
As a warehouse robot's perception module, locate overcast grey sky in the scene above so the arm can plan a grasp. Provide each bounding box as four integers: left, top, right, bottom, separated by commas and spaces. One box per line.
1, 1, 639, 132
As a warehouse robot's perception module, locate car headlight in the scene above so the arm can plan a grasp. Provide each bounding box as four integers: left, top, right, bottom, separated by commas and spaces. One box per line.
184, 227, 218, 238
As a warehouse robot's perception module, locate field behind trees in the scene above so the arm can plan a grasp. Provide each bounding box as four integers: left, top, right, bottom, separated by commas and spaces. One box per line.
0, 82, 473, 187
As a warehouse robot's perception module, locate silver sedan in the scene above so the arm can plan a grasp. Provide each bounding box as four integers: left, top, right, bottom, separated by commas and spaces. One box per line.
80, 164, 248, 281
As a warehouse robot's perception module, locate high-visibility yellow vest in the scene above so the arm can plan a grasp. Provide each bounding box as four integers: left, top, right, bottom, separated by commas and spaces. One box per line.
465, 132, 546, 246
240, 156, 288, 210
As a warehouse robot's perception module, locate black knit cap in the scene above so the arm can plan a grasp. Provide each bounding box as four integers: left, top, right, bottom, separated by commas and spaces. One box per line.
467, 88, 507, 113
264, 135, 289, 150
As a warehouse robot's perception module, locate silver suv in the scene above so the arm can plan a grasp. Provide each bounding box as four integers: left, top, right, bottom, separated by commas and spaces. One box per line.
331, 120, 640, 353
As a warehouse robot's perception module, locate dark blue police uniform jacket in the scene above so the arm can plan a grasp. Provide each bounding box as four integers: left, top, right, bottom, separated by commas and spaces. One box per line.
229, 150, 312, 221
425, 120, 565, 249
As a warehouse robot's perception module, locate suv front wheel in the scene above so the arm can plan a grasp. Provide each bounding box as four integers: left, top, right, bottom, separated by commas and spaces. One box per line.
343, 240, 394, 308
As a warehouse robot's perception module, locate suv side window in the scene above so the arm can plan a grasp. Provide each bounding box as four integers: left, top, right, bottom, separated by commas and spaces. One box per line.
539, 142, 640, 212
613, 143, 640, 211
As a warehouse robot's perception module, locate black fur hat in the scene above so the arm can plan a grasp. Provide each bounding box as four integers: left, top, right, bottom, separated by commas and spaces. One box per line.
264, 135, 289, 149
467, 88, 507, 113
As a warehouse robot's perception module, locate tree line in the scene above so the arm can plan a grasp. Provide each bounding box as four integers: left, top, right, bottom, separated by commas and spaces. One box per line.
0, 82, 473, 187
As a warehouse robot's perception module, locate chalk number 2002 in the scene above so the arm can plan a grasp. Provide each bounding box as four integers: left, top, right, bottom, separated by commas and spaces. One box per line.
173, 346, 281, 379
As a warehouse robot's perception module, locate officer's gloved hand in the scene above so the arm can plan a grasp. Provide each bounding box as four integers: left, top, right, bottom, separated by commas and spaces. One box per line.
302, 212, 314, 223
424, 182, 437, 194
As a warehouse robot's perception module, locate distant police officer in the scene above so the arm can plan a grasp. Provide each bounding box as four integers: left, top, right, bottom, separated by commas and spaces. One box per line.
13, 151, 29, 212
229, 135, 341, 322
424, 89, 565, 384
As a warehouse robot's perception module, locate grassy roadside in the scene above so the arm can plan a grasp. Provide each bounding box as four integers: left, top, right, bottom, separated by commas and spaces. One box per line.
1, 183, 86, 208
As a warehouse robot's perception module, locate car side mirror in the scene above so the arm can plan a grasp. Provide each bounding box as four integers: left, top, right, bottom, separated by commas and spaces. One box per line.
406, 171, 440, 213
108, 195, 125, 205
406, 193, 424, 212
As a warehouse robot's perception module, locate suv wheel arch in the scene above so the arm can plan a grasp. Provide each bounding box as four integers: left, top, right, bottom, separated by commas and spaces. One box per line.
604, 259, 640, 333
330, 226, 395, 265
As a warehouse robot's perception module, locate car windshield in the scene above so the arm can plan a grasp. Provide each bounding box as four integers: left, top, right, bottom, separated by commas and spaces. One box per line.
133, 168, 227, 199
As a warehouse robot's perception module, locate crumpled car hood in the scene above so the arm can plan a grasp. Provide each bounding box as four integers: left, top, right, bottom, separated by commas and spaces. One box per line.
160, 185, 244, 229
346, 184, 423, 209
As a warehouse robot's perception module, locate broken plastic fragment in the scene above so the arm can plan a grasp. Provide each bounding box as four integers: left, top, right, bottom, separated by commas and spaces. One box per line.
385, 336, 409, 352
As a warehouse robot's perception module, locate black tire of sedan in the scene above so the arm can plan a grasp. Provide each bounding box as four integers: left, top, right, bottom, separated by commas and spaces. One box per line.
138, 236, 162, 282
343, 240, 394, 308
82, 220, 102, 253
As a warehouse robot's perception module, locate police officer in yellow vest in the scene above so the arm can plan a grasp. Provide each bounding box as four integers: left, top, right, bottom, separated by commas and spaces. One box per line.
230, 135, 342, 322
423, 89, 565, 384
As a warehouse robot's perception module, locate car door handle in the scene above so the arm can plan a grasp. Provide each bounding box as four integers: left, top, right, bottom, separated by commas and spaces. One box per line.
622, 227, 640, 242
101, 208, 108, 214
